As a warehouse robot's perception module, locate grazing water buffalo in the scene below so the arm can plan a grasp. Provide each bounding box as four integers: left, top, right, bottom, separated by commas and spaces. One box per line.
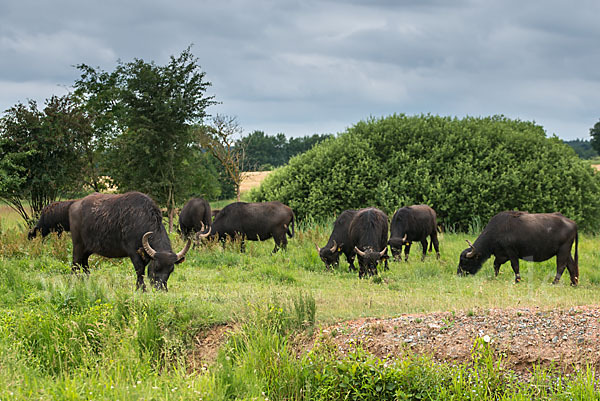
28, 200, 76, 240
388, 205, 440, 262
179, 197, 212, 240
210, 201, 295, 252
69, 192, 193, 291
457, 211, 579, 285
315, 209, 358, 271
349, 208, 389, 278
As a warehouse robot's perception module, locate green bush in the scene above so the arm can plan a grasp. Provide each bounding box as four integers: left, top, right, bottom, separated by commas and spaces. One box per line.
253, 114, 600, 231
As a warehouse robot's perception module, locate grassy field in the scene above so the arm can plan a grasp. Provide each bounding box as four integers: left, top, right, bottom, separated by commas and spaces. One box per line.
1, 204, 599, 399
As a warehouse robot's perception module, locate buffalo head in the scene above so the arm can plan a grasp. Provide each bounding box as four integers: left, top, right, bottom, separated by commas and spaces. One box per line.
457, 240, 484, 276
142, 232, 191, 291
388, 234, 408, 261
354, 246, 387, 277
315, 240, 341, 269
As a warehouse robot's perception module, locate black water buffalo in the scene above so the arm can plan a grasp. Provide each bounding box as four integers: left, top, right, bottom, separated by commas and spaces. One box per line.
349, 207, 389, 278
388, 205, 440, 262
315, 209, 358, 271
457, 211, 579, 285
28, 200, 76, 240
210, 201, 295, 252
69, 192, 192, 291
179, 197, 212, 240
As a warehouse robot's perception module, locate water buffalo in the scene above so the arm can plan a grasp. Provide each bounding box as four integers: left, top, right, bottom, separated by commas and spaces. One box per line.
315, 209, 358, 271
349, 207, 389, 278
388, 204, 440, 262
69, 192, 193, 291
457, 211, 578, 285
179, 197, 212, 240
210, 201, 295, 252
28, 200, 76, 240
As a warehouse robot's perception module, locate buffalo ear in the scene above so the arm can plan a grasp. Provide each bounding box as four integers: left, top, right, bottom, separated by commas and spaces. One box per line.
175, 257, 186, 264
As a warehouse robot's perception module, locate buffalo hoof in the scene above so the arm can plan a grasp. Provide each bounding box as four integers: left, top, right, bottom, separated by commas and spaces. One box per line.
436, 253, 441, 260
514, 276, 522, 284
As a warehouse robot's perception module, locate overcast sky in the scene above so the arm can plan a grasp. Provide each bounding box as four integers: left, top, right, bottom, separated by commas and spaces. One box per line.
1, 0, 599, 140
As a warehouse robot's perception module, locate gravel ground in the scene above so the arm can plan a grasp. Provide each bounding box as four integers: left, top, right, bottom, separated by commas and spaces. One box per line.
311, 306, 600, 377
191, 306, 600, 378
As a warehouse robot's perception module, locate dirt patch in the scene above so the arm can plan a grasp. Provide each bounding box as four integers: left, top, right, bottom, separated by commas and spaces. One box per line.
188, 324, 236, 371
191, 306, 600, 378
306, 306, 600, 377
239, 171, 271, 194
592, 164, 600, 171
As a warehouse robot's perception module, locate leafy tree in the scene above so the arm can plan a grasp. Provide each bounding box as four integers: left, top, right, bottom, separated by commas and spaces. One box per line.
74, 47, 217, 231
237, 131, 332, 171
197, 115, 246, 201
0, 96, 92, 225
590, 119, 600, 154
564, 139, 599, 159
253, 114, 600, 231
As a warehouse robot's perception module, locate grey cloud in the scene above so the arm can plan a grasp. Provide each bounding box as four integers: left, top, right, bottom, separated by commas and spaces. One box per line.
0, 0, 599, 139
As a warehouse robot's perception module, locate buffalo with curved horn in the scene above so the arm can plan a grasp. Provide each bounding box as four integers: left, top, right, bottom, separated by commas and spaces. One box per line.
315, 209, 358, 271
69, 192, 191, 291
348, 207, 389, 278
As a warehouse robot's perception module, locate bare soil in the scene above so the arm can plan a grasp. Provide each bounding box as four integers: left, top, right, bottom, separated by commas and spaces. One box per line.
194, 306, 600, 377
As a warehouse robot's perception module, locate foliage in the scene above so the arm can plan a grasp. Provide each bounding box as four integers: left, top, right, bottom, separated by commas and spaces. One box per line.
73, 46, 217, 229
564, 138, 599, 159
0, 95, 92, 226
196, 115, 246, 201
253, 114, 600, 231
238, 130, 333, 171
589, 119, 600, 155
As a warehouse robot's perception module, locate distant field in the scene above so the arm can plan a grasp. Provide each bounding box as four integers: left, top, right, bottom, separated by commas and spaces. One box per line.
239, 171, 271, 193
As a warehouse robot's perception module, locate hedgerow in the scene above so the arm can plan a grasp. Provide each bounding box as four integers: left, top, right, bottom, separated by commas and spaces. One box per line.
252, 114, 600, 231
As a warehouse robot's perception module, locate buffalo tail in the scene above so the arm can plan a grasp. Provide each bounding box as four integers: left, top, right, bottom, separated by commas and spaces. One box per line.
287, 212, 296, 238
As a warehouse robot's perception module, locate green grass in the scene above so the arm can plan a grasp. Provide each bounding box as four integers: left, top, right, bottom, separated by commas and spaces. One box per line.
0, 207, 599, 399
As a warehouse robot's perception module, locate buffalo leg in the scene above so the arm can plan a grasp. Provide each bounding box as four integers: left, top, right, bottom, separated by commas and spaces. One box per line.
430, 233, 441, 259
493, 256, 507, 277
72, 245, 91, 274
566, 256, 579, 286
509, 257, 521, 283
346, 253, 356, 272
130, 254, 149, 291
555, 245, 579, 286
420, 239, 428, 261
273, 232, 287, 253
404, 243, 412, 262
382, 249, 389, 271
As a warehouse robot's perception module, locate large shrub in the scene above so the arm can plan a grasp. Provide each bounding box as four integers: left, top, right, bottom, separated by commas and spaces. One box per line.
252, 114, 600, 231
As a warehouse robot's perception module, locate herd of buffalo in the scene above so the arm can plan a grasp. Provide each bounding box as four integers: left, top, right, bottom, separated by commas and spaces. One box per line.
27, 191, 580, 290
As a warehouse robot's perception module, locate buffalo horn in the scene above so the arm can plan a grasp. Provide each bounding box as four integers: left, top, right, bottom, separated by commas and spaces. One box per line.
465, 239, 476, 258
176, 238, 192, 261
314, 242, 321, 252
329, 240, 338, 253
142, 232, 157, 259
196, 222, 211, 238
402, 234, 407, 242
379, 247, 387, 257
354, 246, 366, 257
